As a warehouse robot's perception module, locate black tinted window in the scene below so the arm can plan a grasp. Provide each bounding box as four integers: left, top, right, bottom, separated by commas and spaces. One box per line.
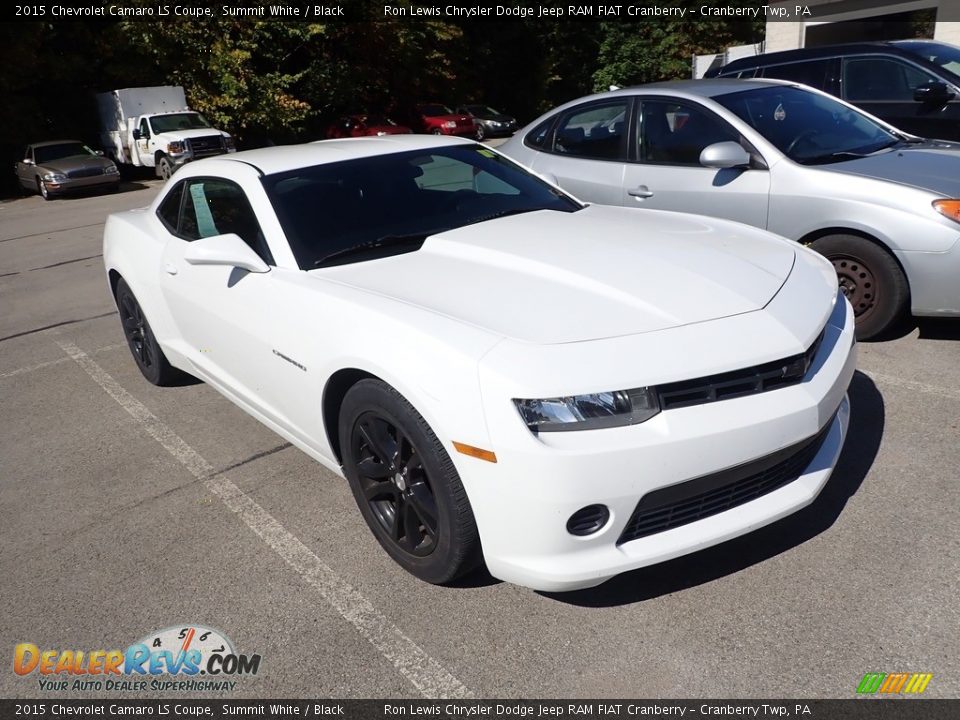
263, 145, 580, 269
156, 183, 184, 232
180, 179, 272, 263
843, 56, 938, 101
639, 101, 739, 165
761, 59, 832, 90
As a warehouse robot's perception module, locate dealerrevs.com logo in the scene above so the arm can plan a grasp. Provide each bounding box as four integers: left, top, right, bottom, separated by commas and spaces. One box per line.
857, 672, 933, 695
13, 625, 261, 692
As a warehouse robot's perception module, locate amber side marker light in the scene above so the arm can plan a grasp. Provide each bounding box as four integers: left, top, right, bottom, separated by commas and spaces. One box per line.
452, 441, 498, 463
933, 199, 960, 222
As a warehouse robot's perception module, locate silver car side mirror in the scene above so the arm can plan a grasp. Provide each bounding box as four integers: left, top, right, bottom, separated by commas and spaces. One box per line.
700, 141, 751, 169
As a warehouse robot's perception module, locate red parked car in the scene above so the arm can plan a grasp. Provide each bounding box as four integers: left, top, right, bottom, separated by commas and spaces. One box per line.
325, 115, 412, 139
411, 104, 476, 137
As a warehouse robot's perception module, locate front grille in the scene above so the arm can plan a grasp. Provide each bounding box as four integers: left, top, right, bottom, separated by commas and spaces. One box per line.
188, 135, 226, 158
66, 167, 104, 179
617, 413, 835, 545
657, 330, 824, 411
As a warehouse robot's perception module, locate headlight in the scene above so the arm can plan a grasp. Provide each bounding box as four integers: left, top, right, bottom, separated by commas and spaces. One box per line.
223, 136, 236, 151
514, 387, 660, 432
443, 121, 456, 129
104, 164, 119, 175
167, 141, 186, 154
43, 172, 67, 183
933, 199, 960, 223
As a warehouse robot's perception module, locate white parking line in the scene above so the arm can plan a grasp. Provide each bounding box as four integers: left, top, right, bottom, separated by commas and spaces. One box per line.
863, 370, 960, 403
54, 338, 474, 700
0, 342, 125, 379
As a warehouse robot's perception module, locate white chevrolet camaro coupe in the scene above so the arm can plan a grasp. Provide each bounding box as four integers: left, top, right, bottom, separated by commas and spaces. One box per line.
104, 136, 856, 592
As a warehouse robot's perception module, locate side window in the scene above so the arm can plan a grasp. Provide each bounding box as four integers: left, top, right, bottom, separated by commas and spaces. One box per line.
139, 118, 150, 138
179, 179, 273, 264
156, 182, 184, 232
551, 101, 629, 160
843, 56, 939, 101
639, 100, 741, 165
524, 117, 555, 149
761, 59, 832, 90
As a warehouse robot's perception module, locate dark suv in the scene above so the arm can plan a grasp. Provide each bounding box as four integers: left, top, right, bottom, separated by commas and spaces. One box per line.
707, 40, 960, 140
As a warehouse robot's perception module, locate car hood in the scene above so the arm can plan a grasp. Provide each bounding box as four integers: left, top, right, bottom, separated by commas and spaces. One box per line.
825, 140, 960, 196
157, 128, 228, 140
318, 206, 797, 344
40, 155, 113, 173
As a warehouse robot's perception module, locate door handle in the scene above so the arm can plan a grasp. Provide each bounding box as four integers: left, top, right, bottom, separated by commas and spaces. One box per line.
164, 263, 178, 276
628, 186, 654, 199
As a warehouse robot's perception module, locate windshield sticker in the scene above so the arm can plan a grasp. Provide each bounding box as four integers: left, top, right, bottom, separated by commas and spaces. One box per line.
189, 184, 220, 237
475, 148, 496, 158
774, 103, 786, 122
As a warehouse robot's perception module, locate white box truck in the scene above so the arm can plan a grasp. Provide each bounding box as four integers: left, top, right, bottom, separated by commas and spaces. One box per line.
96, 86, 235, 179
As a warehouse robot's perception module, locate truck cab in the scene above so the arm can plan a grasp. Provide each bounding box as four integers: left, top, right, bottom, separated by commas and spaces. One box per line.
130, 111, 235, 178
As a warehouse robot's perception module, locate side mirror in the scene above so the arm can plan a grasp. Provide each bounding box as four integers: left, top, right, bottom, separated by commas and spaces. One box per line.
132, 129, 142, 140
913, 80, 954, 104
22, 158, 34, 166
183, 234, 270, 274
700, 141, 751, 169
95, 150, 104, 156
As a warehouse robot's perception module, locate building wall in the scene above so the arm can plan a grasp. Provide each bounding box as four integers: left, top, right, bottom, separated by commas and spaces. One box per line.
765, 0, 960, 51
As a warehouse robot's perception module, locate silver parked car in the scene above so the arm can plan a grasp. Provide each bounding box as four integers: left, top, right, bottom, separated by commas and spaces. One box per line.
500, 79, 960, 338
15, 140, 120, 200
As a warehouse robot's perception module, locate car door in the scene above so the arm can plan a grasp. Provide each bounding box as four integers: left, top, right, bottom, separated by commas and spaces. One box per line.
157, 176, 299, 426
134, 117, 153, 166
526, 98, 631, 205
841, 54, 959, 140
15, 146, 33, 189
621, 97, 771, 229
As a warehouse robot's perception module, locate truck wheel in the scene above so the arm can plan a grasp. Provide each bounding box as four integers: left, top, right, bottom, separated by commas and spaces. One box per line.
157, 157, 174, 181
36, 178, 51, 201
809, 234, 909, 340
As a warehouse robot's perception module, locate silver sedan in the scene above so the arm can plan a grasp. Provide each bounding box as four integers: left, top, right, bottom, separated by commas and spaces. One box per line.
500, 79, 960, 339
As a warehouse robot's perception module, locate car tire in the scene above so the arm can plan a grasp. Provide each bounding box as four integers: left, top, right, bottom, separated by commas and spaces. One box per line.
339, 379, 482, 585
809, 234, 909, 340
431, 129, 443, 135
157, 156, 174, 181
37, 177, 51, 201
475, 125, 486, 141
115, 278, 184, 386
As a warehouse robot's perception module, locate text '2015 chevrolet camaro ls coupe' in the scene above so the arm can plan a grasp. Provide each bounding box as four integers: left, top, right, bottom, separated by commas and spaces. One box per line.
104, 136, 856, 592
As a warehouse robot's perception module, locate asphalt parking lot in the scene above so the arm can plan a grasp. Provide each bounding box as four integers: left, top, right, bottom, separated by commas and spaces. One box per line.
1, 174, 958, 700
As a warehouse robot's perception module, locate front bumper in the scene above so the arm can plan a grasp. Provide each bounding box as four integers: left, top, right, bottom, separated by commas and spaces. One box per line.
46, 174, 120, 195
461, 297, 857, 592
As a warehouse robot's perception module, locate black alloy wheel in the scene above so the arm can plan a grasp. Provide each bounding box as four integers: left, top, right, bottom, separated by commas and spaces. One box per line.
352, 413, 438, 557
115, 278, 183, 386
339, 379, 481, 584
809, 234, 909, 340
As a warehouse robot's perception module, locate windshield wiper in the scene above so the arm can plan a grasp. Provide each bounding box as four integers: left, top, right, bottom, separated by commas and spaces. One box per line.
313, 231, 442, 267
804, 141, 900, 165
464, 207, 545, 227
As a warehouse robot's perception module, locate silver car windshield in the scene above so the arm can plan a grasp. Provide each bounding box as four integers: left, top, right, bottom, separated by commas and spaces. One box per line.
715, 86, 900, 165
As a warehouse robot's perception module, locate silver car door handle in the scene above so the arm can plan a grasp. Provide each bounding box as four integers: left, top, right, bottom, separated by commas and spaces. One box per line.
164, 263, 178, 276
628, 186, 654, 198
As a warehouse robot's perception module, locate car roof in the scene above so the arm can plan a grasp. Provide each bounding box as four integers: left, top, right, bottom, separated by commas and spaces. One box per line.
713, 40, 940, 74
216, 136, 478, 175
566, 78, 794, 104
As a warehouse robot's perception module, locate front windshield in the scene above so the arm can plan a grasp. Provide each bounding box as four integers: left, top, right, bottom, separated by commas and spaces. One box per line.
898, 41, 960, 78
419, 104, 453, 117
34, 143, 97, 164
149, 113, 212, 133
715, 86, 898, 164
466, 105, 500, 116
263, 145, 582, 269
